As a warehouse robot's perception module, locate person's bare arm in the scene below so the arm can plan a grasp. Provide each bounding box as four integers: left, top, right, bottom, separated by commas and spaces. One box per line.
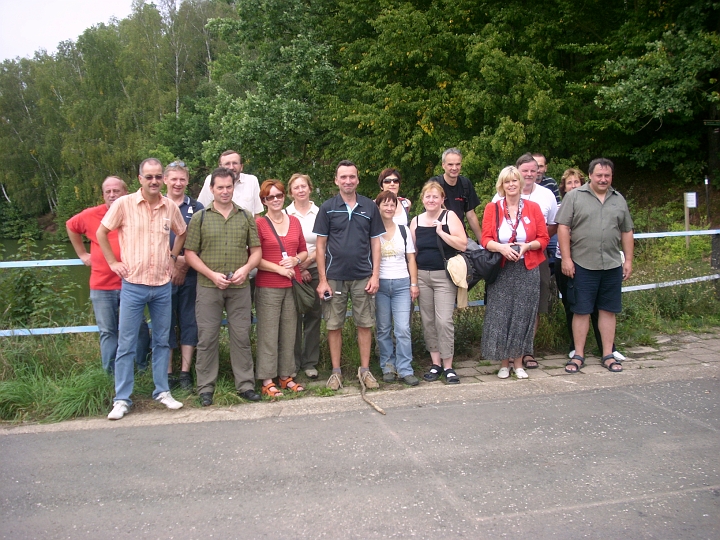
315, 236, 331, 299
466, 209, 482, 242
621, 230, 634, 280
66, 227, 91, 266
230, 245, 262, 285
97, 224, 128, 278
366, 236, 381, 294
558, 224, 574, 278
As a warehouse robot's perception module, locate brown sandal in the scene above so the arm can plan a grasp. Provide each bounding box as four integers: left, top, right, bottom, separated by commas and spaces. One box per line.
261, 382, 283, 397
278, 377, 305, 392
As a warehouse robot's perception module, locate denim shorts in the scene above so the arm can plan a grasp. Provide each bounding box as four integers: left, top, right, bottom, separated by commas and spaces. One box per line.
568, 264, 623, 315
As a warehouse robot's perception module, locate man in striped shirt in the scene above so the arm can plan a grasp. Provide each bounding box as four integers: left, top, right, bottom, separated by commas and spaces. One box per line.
98, 158, 188, 420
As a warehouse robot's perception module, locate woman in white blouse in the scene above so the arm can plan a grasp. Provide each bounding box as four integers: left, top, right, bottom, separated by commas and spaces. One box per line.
374, 190, 420, 385
285, 173, 322, 379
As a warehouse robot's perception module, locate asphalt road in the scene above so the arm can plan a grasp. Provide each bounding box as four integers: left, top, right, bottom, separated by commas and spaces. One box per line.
1, 364, 719, 539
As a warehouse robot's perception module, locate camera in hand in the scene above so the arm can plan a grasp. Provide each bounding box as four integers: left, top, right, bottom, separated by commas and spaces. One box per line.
323, 291, 332, 301
511, 245, 520, 253
226, 272, 234, 280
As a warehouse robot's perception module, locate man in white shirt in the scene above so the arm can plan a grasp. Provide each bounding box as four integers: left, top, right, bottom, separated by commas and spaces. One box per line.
197, 150, 263, 216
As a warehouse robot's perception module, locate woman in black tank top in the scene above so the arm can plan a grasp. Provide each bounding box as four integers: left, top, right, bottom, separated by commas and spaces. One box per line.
409, 181, 467, 385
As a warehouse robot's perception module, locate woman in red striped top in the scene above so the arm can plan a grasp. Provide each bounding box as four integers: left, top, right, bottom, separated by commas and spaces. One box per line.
255, 180, 308, 397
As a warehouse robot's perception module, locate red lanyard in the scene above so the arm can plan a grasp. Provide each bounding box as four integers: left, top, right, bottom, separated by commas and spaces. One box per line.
503, 198, 524, 243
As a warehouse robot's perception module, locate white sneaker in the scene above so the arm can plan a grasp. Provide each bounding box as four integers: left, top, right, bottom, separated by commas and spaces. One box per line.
107, 401, 129, 420
155, 391, 183, 410
613, 350, 626, 361
568, 349, 576, 360
514, 367, 529, 379
497, 367, 510, 379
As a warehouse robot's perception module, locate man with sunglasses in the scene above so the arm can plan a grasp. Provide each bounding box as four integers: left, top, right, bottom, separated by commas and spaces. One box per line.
164, 161, 204, 391
98, 158, 188, 420
197, 150, 263, 217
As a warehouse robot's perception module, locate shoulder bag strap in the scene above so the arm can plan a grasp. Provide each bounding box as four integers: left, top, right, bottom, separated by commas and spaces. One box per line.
263, 216, 286, 254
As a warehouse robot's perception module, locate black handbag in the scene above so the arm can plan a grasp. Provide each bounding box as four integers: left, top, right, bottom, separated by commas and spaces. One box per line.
437, 205, 503, 289
263, 216, 317, 314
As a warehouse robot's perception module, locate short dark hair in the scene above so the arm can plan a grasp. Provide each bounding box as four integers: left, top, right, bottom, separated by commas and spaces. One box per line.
218, 150, 241, 166
515, 153, 537, 168
139, 158, 162, 176
588, 158, 614, 175
378, 168, 402, 189
210, 167, 234, 188
375, 190, 398, 207
335, 159, 357, 176
531, 152, 546, 162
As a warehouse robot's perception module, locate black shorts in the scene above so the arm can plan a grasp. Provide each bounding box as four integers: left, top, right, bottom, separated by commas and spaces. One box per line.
568, 264, 622, 315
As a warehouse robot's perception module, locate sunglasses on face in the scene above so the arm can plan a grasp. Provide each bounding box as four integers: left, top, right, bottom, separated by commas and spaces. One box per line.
168, 161, 186, 167
264, 194, 284, 202
142, 174, 164, 181
383, 178, 400, 184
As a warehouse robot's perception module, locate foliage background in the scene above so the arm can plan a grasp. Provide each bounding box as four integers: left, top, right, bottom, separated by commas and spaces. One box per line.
0, 0, 718, 236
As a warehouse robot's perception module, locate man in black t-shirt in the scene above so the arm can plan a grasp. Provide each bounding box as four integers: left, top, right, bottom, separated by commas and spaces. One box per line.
429, 148, 482, 243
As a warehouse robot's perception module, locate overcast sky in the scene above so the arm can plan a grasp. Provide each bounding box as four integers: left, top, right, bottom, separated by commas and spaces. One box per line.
0, 0, 134, 62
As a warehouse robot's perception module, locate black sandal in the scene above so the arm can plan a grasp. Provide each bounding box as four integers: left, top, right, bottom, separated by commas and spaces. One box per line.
565, 355, 585, 374
522, 355, 539, 369
444, 368, 460, 385
423, 364, 443, 382
601, 354, 623, 372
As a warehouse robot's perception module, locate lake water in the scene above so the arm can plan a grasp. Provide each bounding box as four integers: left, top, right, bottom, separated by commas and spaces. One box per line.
1, 238, 92, 308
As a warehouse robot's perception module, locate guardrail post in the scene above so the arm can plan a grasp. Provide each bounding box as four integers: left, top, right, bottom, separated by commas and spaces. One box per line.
713, 234, 720, 299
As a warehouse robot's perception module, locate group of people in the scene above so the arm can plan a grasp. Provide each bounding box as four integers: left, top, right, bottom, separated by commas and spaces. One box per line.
66, 147, 634, 421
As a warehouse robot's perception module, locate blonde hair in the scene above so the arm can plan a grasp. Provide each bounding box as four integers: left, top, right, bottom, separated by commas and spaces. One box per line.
287, 173, 313, 198
495, 166, 525, 197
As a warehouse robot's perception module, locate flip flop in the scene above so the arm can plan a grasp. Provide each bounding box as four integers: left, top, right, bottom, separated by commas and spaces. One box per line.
522, 355, 539, 369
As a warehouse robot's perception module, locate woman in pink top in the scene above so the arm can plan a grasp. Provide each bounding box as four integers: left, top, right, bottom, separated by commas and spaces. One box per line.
255, 180, 308, 397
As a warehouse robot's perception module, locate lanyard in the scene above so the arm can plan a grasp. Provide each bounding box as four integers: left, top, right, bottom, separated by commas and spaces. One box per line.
503, 198, 524, 243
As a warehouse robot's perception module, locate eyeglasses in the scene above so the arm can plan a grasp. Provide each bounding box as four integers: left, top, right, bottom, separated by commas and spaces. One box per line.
142, 174, 164, 181
168, 161, 186, 167
263, 194, 284, 202
383, 178, 400, 184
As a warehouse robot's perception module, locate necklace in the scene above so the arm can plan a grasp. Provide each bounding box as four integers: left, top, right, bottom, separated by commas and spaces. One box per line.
268, 214, 284, 225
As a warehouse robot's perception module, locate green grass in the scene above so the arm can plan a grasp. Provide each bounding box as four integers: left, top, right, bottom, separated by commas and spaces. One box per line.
2, 236, 720, 423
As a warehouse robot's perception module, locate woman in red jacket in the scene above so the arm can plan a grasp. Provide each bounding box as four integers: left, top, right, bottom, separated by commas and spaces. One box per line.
480, 166, 549, 379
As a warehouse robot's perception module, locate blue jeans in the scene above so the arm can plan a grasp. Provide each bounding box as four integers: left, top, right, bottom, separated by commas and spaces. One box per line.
90, 289, 151, 374
375, 277, 413, 377
114, 280, 172, 405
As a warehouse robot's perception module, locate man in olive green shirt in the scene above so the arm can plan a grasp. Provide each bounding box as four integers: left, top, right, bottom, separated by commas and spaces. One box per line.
556, 158, 634, 374
184, 168, 262, 405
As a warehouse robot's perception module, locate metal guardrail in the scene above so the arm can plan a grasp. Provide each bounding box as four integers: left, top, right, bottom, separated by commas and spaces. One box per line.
2, 229, 720, 337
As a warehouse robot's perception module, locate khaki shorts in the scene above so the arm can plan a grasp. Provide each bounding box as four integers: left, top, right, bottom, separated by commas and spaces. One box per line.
538, 258, 550, 314
322, 278, 375, 330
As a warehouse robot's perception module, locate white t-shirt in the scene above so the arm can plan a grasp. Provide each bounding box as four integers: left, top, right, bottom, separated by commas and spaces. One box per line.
392, 198, 412, 226
197, 173, 263, 215
285, 201, 319, 268
379, 225, 415, 280
492, 183, 557, 225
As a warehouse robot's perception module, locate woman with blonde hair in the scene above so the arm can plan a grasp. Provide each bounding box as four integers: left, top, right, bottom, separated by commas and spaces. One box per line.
285, 173, 322, 379
409, 181, 467, 384
480, 166, 549, 379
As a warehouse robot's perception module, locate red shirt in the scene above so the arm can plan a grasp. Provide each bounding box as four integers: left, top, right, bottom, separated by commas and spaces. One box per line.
66, 204, 122, 290
255, 216, 307, 288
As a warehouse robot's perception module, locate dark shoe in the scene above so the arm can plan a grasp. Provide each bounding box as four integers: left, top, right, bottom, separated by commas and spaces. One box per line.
382, 372, 396, 383
601, 354, 623, 372
401, 374, 419, 386
238, 389, 261, 402
179, 372, 193, 391
444, 368, 460, 385
199, 392, 213, 407
168, 374, 180, 390
423, 364, 443, 382
522, 355, 539, 369
565, 355, 585, 374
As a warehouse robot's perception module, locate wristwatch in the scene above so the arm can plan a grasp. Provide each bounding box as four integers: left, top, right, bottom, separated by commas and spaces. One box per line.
170, 254, 177, 262
296, 257, 301, 266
